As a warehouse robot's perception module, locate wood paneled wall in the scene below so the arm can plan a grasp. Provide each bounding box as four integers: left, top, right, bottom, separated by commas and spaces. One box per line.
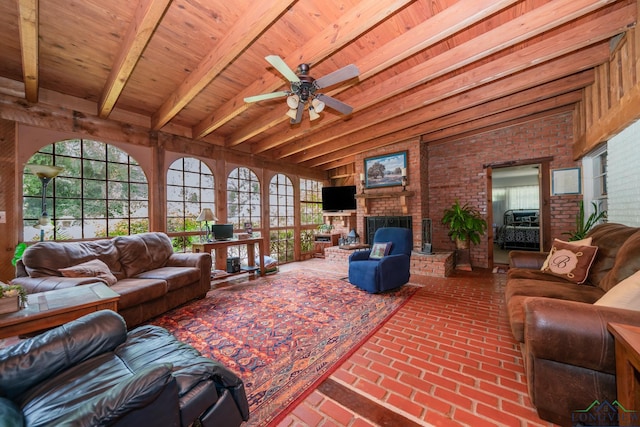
574, 16, 640, 158
0, 119, 17, 282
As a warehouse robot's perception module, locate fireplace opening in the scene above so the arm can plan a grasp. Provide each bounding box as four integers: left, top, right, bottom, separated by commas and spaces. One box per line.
365, 216, 412, 244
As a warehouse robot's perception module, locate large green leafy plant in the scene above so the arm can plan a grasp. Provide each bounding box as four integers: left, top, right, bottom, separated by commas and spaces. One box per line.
442, 200, 488, 249
11, 242, 27, 266
563, 201, 607, 241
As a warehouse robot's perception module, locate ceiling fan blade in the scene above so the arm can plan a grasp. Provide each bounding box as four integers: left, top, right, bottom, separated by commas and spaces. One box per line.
315, 93, 353, 115
265, 55, 300, 83
244, 91, 289, 103
290, 102, 304, 124
314, 64, 360, 89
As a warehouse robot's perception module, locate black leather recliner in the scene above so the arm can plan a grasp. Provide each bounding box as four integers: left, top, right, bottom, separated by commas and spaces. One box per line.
0, 310, 249, 426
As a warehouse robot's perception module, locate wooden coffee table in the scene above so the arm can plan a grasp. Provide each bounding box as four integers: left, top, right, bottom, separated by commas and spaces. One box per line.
0, 282, 120, 339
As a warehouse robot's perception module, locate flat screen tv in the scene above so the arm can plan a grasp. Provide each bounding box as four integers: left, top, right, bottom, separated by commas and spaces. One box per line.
211, 224, 234, 240
322, 185, 357, 212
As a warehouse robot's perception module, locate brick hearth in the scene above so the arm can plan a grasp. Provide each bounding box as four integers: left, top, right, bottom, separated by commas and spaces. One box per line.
324, 246, 454, 278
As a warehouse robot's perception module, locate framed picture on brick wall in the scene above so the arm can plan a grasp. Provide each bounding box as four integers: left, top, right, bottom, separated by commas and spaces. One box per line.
552, 167, 581, 195
364, 151, 407, 189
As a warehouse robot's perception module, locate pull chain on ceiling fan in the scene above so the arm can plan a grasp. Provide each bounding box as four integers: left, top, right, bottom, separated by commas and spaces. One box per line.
244, 55, 359, 124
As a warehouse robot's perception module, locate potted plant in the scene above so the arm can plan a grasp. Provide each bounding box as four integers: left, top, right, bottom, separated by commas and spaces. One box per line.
563, 201, 607, 241
11, 242, 27, 267
317, 223, 333, 234
0, 283, 28, 314
442, 200, 488, 249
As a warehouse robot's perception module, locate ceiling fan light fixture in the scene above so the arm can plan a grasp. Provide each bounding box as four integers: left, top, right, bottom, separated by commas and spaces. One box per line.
308, 107, 320, 121
286, 95, 299, 109
246, 56, 358, 123
311, 98, 325, 113
286, 109, 298, 120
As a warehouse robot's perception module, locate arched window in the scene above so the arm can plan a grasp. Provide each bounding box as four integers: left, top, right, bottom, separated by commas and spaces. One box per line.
166, 158, 214, 251
269, 173, 294, 263
23, 139, 148, 241
227, 167, 261, 231
300, 178, 323, 254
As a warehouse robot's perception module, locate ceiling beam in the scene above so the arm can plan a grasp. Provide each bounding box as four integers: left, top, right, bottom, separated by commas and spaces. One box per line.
98, 0, 172, 119
319, 106, 575, 172
321, 156, 363, 173
16, 0, 39, 102
427, 105, 577, 148
299, 53, 603, 168
248, 0, 622, 156
229, 0, 519, 149
150, 0, 296, 131
308, 104, 571, 168
192, 0, 417, 140
423, 94, 582, 144
274, 4, 634, 162
304, 70, 595, 168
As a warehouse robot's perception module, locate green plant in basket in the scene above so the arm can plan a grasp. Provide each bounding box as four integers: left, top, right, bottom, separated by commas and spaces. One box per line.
442, 200, 488, 249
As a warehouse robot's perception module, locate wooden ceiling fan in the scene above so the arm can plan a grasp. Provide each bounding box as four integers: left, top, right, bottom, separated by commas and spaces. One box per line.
244, 55, 359, 124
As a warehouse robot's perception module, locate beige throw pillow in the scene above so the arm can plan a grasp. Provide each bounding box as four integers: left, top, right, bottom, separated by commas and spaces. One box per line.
59, 259, 118, 286
540, 237, 593, 271
594, 270, 640, 310
541, 238, 598, 284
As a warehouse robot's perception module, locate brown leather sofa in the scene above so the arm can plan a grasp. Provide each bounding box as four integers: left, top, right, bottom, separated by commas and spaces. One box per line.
12, 232, 211, 327
0, 310, 249, 426
505, 222, 640, 426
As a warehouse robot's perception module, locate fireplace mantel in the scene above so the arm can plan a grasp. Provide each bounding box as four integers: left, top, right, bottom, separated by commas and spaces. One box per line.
355, 190, 415, 214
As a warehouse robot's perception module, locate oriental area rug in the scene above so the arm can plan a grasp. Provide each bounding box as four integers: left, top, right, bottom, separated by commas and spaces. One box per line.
151, 270, 417, 426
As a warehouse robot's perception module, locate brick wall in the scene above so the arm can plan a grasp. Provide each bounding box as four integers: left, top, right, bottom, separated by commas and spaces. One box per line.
355, 139, 424, 247
428, 112, 579, 268
356, 111, 580, 269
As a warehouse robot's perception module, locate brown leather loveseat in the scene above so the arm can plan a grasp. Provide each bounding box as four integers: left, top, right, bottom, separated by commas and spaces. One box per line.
12, 232, 211, 327
505, 222, 640, 426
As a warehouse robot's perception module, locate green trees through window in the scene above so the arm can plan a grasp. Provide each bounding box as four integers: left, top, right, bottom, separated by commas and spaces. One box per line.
227, 167, 261, 231
300, 178, 323, 254
23, 139, 149, 241
270, 173, 294, 263
22, 141, 325, 264
166, 158, 215, 251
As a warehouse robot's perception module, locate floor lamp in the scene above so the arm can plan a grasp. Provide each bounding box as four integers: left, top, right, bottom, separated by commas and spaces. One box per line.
27, 164, 64, 241
196, 208, 217, 242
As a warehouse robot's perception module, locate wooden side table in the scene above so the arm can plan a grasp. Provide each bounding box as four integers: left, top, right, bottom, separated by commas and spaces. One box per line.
0, 283, 120, 339
607, 322, 640, 426
192, 237, 265, 275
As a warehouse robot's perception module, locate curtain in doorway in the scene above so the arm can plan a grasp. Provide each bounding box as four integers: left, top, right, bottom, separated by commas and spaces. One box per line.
492, 186, 539, 226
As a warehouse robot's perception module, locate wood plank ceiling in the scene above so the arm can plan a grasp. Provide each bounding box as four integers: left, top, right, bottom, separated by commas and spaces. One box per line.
0, 0, 636, 176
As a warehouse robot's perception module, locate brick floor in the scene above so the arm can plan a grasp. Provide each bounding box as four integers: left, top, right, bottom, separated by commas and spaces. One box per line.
276, 261, 559, 427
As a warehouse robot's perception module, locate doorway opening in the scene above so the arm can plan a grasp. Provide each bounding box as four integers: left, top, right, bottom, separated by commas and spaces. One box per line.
491, 165, 541, 265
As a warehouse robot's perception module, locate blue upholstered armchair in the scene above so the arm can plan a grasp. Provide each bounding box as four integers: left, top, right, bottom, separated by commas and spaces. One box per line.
348, 227, 412, 293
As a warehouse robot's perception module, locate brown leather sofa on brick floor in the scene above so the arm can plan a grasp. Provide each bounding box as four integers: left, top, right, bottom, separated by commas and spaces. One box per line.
505, 222, 640, 426
12, 232, 211, 327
